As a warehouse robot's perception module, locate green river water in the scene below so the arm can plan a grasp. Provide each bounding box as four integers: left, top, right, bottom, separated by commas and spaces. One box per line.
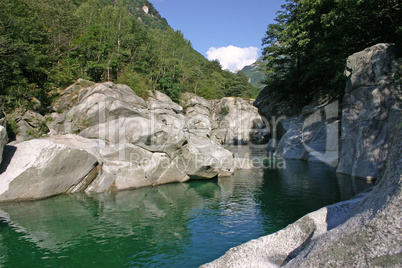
0, 147, 372, 267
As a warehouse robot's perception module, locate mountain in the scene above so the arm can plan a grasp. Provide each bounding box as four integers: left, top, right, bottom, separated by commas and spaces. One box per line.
241, 55, 266, 89
0, 0, 258, 114
123, 0, 170, 30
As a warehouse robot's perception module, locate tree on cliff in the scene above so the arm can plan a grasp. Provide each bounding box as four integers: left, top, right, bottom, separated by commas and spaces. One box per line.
261, 0, 402, 110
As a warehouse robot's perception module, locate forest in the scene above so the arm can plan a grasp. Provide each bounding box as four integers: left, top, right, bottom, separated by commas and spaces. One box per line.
260, 0, 401, 111
0, 0, 257, 113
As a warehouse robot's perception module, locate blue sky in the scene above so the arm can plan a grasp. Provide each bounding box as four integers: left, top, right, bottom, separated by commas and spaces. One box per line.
149, 0, 286, 72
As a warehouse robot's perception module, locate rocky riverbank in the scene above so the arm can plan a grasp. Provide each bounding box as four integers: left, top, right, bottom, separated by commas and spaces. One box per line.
203, 43, 402, 267
256, 43, 401, 180
0, 81, 265, 202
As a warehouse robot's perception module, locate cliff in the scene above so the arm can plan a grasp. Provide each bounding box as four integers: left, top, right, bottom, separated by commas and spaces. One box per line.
258, 44, 401, 179
202, 43, 402, 267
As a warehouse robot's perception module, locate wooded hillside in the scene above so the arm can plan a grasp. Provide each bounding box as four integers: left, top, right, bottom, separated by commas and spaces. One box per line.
0, 0, 257, 113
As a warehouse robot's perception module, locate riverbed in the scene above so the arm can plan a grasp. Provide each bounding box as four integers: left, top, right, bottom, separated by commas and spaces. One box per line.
0, 147, 372, 267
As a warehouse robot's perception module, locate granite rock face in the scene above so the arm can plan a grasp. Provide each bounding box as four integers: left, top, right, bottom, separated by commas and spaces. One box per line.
181, 93, 267, 145
0, 139, 99, 202
202, 43, 402, 268
273, 102, 340, 167
337, 43, 402, 179
0, 80, 261, 201
264, 44, 401, 170
42, 134, 190, 193
5, 110, 49, 142
202, 123, 402, 267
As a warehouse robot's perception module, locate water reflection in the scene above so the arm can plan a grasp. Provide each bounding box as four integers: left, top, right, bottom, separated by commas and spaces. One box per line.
0, 154, 373, 267
258, 160, 373, 234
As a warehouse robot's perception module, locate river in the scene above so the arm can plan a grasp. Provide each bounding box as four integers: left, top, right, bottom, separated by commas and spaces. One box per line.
0, 146, 372, 267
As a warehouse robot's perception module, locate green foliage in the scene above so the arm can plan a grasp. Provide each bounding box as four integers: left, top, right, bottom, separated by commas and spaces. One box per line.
5, 117, 19, 141
0, 0, 258, 112
0, 0, 52, 113
219, 106, 230, 116
25, 122, 49, 140
261, 0, 402, 111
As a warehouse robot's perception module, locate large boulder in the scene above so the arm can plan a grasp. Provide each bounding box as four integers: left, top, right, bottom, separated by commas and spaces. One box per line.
210, 97, 265, 145
181, 93, 213, 138
0, 126, 7, 164
202, 123, 402, 267
337, 43, 402, 179
52, 80, 188, 159
49, 80, 148, 134
147, 90, 183, 114
181, 93, 267, 144
173, 135, 235, 179
273, 102, 339, 167
43, 135, 189, 193
5, 110, 49, 142
0, 139, 99, 202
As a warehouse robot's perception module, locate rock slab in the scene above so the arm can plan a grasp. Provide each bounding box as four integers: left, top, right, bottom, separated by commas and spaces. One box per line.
202, 123, 402, 267
0, 139, 98, 202
337, 43, 402, 179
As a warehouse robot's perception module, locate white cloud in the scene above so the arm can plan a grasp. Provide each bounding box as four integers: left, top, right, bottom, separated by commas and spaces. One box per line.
206, 45, 259, 72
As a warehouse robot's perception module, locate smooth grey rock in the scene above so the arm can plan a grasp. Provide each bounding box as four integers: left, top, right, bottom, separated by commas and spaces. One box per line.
181, 92, 212, 111
50, 81, 148, 134
173, 135, 235, 179
0, 126, 7, 164
0, 139, 98, 202
181, 94, 267, 144
43, 135, 190, 193
0, 108, 5, 127
6, 110, 49, 142
147, 90, 183, 114
203, 124, 401, 266
337, 43, 402, 179
211, 97, 265, 145
274, 117, 308, 160
203, 44, 402, 268
273, 101, 340, 167
202, 207, 328, 268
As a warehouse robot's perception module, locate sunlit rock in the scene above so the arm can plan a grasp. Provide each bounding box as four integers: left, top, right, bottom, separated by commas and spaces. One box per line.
337, 43, 402, 179
0, 139, 98, 202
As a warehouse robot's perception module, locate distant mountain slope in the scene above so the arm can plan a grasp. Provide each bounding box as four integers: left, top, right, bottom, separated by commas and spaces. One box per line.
123, 0, 170, 30
241, 56, 266, 89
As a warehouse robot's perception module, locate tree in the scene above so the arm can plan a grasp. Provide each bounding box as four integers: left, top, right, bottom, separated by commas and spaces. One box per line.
0, 0, 51, 112
261, 0, 402, 111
